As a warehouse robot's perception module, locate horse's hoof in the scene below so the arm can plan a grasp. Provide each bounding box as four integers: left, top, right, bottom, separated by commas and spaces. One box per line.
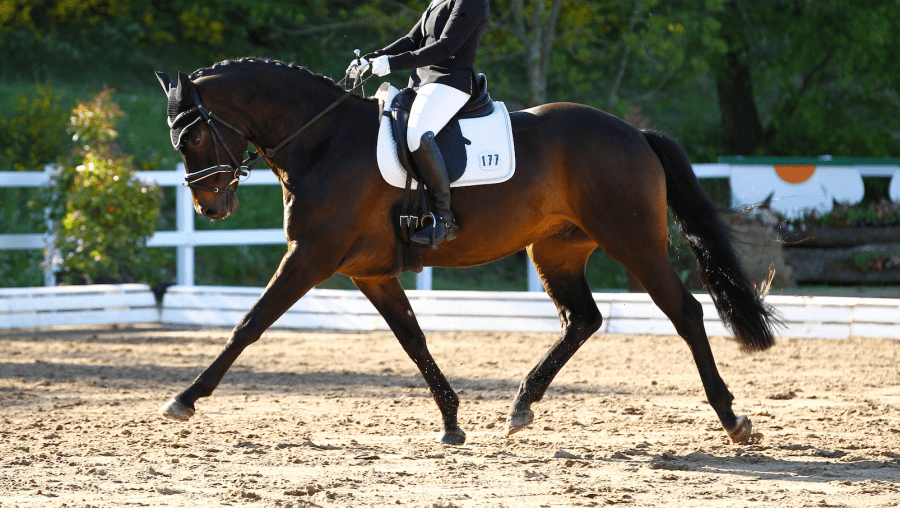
506, 410, 534, 436
159, 398, 194, 420
726, 415, 752, 443
436, 427, 466, 445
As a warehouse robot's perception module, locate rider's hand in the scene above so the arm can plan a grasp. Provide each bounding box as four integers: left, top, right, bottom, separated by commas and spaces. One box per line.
346, 57, 368, 79
371, 56, 391, 77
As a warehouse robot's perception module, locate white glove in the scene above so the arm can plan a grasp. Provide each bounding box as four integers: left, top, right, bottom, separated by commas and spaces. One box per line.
371, 56, 391, 77
346, 57, 368, 79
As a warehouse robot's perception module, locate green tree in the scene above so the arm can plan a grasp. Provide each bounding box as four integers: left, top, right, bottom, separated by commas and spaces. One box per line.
709, 0, 900, 157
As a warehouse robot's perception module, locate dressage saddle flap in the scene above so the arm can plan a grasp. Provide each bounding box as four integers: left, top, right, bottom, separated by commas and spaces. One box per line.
376, 78, 516, 190
387, 88, 473, 184
387, 89, 418, 182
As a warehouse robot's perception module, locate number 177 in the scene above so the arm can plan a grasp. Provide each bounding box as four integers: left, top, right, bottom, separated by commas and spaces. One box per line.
481, 154, 499, 166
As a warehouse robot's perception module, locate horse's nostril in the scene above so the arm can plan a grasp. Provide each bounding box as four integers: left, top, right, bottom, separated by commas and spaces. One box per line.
203, 208, 217, 218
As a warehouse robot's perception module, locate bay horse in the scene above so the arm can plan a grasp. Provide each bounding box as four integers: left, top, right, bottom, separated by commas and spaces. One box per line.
154, 58, 778, 445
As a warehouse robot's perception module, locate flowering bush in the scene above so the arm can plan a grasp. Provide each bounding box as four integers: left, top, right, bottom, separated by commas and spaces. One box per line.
46, 89, 163, 284
741, 199, 900, 233
853, 252, 900, 272
782, 199, 900, 231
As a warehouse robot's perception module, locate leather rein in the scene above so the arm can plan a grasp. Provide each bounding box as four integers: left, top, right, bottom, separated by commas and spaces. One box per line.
172, 72, 376, 194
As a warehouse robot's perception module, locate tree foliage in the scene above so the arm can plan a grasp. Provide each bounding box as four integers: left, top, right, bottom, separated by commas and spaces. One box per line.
4, 0, 896, 160
0, 81, 69, 171
0, 82, 71, 287
709, 0, 900, 157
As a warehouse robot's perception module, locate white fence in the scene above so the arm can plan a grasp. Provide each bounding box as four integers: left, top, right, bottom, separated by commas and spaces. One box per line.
2, 162, 899, 290
0, 164, 285, 287
2, 283, 900, 340
0, 284, 157, 329
161, 286, 900, 339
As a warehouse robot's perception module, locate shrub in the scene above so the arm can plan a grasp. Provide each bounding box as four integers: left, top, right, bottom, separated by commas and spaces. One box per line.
46, 89, 164, 285
779, 199, 900, 231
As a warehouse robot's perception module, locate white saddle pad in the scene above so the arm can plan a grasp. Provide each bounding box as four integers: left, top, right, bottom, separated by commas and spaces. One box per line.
375, 84, 516, 189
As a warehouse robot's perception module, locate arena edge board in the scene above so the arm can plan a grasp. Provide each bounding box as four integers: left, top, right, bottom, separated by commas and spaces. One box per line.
0, 284, 159, 329
2, 284, 899, 339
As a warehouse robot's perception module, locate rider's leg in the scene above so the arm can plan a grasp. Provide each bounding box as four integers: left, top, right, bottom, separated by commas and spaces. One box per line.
407, 83, 470, 247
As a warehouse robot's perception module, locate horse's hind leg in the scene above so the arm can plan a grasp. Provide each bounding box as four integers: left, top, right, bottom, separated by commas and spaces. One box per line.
606, 240, 753, 443
352, 275, 466, 445
507, 235, 602, 435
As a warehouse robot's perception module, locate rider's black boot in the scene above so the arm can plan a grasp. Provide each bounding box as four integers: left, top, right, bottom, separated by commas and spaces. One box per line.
410, 131, 459, 249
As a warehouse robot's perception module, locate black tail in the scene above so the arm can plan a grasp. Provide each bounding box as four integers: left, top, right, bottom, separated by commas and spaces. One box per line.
642, 130, 779, 352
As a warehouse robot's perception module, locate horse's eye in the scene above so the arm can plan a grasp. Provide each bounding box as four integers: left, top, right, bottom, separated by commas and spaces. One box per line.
189, 134, 202, 146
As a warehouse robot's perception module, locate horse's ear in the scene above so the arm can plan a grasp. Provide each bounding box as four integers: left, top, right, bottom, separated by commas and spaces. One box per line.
155, 71, 176, 95
175, 71, 194, 104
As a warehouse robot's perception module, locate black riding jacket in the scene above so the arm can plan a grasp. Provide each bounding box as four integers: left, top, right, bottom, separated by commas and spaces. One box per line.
366, 0, 489, 94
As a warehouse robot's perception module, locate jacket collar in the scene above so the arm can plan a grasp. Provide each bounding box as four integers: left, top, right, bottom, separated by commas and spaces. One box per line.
427, 0, 449, 14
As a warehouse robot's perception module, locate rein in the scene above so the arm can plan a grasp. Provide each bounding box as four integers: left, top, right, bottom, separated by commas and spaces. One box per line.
175, 72, 377, 194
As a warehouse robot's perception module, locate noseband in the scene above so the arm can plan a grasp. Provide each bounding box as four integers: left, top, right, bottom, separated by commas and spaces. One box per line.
170, 73, 376, 194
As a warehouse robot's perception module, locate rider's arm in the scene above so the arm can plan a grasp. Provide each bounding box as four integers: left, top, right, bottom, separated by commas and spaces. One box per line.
364, 16, 424, 60
386, 0, 488, 73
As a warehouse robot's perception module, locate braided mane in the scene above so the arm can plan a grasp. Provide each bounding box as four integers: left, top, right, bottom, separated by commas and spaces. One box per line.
190, 57, 348, 95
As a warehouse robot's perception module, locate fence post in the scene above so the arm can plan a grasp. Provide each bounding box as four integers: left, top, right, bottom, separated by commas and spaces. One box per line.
42, 164, 58, 286
527, 259, 543, 292
42, 222, 57, 286
176, 171, 195, 286
416, 267, 433, 290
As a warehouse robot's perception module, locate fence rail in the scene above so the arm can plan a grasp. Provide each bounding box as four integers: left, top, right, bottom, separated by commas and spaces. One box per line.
3, 162, 899, 290
3, 283, 900, 341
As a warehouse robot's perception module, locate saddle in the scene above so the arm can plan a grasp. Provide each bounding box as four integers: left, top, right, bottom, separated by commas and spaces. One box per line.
378, 75, 512, 277
381, 74, 495, 184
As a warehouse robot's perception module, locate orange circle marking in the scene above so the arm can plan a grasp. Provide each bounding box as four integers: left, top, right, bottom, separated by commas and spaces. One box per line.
774, 165, 816, 184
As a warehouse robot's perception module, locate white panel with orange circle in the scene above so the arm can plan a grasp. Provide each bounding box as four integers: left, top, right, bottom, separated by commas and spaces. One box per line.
730, 165, 865, 218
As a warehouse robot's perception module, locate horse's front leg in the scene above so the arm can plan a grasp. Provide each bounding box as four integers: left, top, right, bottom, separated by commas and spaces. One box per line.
159, 242, 334, 420
352, 275, 465, 445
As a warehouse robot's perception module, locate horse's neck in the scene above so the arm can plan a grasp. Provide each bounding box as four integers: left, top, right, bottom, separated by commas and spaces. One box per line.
236, 78, 378, 180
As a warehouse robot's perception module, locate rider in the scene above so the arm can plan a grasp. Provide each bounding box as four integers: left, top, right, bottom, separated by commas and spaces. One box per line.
348, 0, 490, 248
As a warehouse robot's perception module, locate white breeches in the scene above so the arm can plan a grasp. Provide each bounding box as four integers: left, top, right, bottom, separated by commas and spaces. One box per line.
407, 83, 471, 151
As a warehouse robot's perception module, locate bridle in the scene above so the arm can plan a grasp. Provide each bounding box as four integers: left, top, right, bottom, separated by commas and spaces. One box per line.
169, 70, 376, 194
169, 87, 257, 194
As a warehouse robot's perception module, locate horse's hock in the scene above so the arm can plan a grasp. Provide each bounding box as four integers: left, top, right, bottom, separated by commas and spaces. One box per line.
782, 228, 900, 285
726, 217, 795, 290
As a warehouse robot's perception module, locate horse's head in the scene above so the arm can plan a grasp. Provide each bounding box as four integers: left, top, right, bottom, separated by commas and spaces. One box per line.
155, 71, 248, 220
